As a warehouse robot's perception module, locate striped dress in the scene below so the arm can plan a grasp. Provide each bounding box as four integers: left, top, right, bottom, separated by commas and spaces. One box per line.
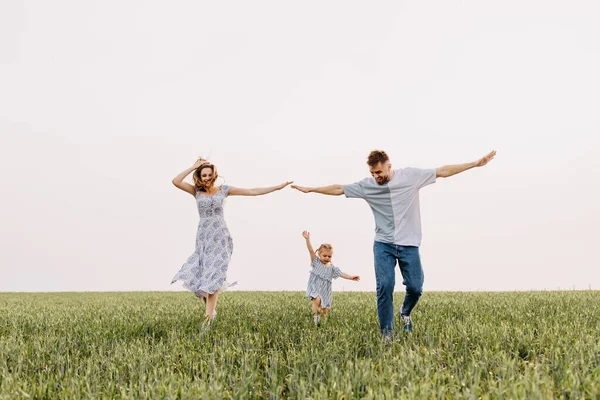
306, 254, 343, 309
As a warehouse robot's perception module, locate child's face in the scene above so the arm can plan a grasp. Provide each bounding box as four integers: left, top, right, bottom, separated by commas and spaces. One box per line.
319, 250, 333, 264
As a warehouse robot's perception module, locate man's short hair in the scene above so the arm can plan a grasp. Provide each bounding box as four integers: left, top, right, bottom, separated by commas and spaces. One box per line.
367, 150, 389, 167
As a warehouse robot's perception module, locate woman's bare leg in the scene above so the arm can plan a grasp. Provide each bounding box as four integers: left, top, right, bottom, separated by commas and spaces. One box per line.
205, 292, 219, 320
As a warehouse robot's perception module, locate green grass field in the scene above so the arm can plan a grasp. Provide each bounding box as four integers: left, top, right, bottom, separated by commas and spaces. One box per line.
1, 291, 599, 399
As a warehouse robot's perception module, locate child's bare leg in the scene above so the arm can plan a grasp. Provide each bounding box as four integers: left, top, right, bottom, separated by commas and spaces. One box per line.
311, 297, 322, 324
311, 297, 322, 314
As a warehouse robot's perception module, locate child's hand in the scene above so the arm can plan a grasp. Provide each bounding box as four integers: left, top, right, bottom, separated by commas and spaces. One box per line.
350, 275, 360, 282
302, 231, 310, 240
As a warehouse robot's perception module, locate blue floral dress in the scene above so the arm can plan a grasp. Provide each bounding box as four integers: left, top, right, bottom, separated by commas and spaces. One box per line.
172, 185, 235, 298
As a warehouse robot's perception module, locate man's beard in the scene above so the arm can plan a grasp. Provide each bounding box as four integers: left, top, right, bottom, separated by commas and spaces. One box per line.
376, 175, 390, 185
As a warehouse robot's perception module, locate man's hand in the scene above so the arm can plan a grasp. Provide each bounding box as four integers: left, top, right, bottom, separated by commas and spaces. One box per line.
475, 150, 496, 168
291, 185, 311, 193
291, 184, 344, 196
436, 150, 497, 178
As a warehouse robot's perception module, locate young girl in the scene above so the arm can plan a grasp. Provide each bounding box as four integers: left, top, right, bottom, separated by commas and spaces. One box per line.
302, 230, 360, 325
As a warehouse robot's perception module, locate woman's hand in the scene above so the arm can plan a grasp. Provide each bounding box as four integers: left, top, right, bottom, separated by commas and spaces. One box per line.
302, 231, 310, 240
277, 181, 294, 190
192, 157, 210, 169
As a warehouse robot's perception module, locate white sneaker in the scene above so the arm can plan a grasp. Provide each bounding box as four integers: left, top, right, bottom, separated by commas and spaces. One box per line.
382, 333, 393, 346
401, 314, 413, 333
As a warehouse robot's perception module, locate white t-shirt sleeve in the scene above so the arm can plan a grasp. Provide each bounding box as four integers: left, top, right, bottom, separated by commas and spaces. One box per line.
406, 168, 437, 189
343, 179, 367, 199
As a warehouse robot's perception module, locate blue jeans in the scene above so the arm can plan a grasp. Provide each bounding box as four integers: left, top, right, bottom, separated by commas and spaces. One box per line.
374, 241, 424, 334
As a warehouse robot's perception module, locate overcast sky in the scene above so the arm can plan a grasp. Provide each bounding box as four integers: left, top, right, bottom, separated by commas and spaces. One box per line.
1, 0, 599, 293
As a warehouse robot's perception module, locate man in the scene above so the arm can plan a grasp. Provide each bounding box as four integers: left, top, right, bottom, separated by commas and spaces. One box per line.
291, 150, 496, 337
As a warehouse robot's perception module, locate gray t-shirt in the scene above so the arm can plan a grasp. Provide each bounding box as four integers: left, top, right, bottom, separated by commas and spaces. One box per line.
344, 168, 436, 246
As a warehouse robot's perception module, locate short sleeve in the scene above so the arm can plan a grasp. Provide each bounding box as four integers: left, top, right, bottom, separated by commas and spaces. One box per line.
332, 266, 343, 279
221, 184, 231, 196
343, 180, 366, 199
311, 254, 320, 268
405, 168, 436, 189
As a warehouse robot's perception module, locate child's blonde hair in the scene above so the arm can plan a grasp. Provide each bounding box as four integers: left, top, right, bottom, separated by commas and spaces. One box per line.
315, 244, 333, 254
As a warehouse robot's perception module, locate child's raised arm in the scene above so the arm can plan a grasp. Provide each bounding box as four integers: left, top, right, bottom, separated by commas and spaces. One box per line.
340, 272, 360, 282
302, 231, 315, 263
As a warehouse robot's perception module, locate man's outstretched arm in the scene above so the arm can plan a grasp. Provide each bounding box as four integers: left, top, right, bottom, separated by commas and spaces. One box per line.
436, 150, 496, 178
291, 184, 344, 196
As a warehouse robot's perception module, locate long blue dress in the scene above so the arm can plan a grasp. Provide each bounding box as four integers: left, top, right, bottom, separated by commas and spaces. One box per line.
172, 185, 235, 298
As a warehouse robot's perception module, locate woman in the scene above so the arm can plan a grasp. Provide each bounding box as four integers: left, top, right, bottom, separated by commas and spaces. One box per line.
171, 157, 292, 327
